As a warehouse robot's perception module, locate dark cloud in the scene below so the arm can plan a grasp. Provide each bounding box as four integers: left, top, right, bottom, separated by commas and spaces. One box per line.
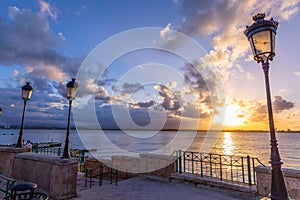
0, 86, 68, 128
183, 63, 210, 103
131, 100, 155, 108
0, 3, 85, 128
182, 63, 217, 119
156, 85, 181, 112
118, 82, 144, 95
273, 96, 294, 113
248, 103, 267, 123
0, 7, 61, 66
0, 5, 82, 94
247, 96, 294, 122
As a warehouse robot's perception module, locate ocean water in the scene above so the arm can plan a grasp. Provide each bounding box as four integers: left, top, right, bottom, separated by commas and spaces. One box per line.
0, 129, 299, 170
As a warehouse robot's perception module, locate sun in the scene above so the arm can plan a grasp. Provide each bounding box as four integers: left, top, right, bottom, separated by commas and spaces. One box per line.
224, 104, 245, 127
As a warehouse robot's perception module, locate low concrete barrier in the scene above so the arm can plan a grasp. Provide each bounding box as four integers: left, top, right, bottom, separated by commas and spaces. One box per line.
140, 153, 176, 180
85, 157, 135, 180
13, 153, 78, 200
0, 147, 30, 177
85, 153, 177, 180
111, 153, 177, 180
255, 165, 300, 200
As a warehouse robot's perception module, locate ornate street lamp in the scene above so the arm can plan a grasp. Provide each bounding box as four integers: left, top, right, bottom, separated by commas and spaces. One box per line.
16, 82, 33, 147
62, 78, 79, 159
245, 13, 289, 199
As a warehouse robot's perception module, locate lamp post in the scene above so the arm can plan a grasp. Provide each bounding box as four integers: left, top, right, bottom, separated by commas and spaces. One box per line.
62, 78, 79, 159
244, 13, 289, 199
16, 82, 33, 148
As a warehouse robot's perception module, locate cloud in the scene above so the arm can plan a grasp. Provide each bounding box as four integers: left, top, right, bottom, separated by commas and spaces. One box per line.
182, 102, 205, 118
0, 2, 83, 100
131, 100, 155, 108
25, 65, 67, 82
0, 2, 84, 128
81, 79, 111, 103
294, 71, 300, 77
39, 0, 57, 20
155, 85, 181, 112
95, 86, 111, 103
176, 0, 300, 81
183, 63, 211, 105
58, 32, 66, 41
0, 7, 57, 65
13, 70, 20, 77
287, 110, 300, 119
278, 89, 288, 93
117, 82, 144, 95
230, 96, 295, 123
160, 23, 173, 41
0, 4, 80, 78
273, 96, 294, 112
8, 6, 20, 18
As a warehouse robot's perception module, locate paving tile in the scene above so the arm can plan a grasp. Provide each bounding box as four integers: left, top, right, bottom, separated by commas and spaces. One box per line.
73, 173, 257, 200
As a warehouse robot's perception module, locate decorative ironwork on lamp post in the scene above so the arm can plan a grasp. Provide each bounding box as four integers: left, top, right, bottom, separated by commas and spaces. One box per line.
244, 13, 289, 200
16, 82, 33, 148
62, 78, 79, 159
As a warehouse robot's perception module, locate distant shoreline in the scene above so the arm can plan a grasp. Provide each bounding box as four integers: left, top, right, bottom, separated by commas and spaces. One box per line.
0, 127, 299, 133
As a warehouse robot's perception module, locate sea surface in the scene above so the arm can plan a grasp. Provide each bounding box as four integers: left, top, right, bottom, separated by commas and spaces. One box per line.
0, 129, 299, 170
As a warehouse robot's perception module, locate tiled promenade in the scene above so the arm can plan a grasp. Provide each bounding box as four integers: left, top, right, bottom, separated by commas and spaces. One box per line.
74, 173, 257, 200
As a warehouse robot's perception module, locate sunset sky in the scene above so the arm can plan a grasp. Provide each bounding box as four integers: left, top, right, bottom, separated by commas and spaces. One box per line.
0, 0, 299, 131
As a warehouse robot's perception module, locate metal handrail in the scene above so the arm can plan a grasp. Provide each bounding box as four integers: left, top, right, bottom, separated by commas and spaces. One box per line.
174, 150, 265, 186
32, 146, 88, 172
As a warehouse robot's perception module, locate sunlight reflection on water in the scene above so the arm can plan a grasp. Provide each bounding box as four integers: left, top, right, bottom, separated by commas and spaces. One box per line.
222, 132, 234, 155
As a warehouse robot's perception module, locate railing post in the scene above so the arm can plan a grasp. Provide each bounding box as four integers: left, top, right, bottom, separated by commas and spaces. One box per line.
179, 150, 182, 174
241, 157, 245, 183
58, 148, 62, 156
200, 153, 203, 177
34, 146, 38, 153
183, 151, 186, 173
219, 155, 222, 181
230, 156, 233, 181
175, 151, 178, 172
247, 155, 252, 186
191, 152, 194, 174
252, 157, 256, 184
209, 154, 212, 177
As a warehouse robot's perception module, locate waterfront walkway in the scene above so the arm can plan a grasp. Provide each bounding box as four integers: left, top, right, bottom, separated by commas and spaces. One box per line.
74, 172, 257, 200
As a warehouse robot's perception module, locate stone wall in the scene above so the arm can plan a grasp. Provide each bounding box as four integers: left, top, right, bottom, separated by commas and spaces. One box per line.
85, 157, 136, 179
0, 147, 30, 177
85, 153, 177, 180
255, 165, 300, 200
13, 153, 78, 200
139, 153, 177, 181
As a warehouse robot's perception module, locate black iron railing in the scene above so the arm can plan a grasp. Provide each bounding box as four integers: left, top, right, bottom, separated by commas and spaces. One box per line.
174, 150, 265, 186
32, 146, 87, 172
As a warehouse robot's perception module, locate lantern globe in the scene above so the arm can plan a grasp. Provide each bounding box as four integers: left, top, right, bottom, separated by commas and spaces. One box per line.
66, 78, 79, 100
21, 82, 33, 100
244, 13, 278, 63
